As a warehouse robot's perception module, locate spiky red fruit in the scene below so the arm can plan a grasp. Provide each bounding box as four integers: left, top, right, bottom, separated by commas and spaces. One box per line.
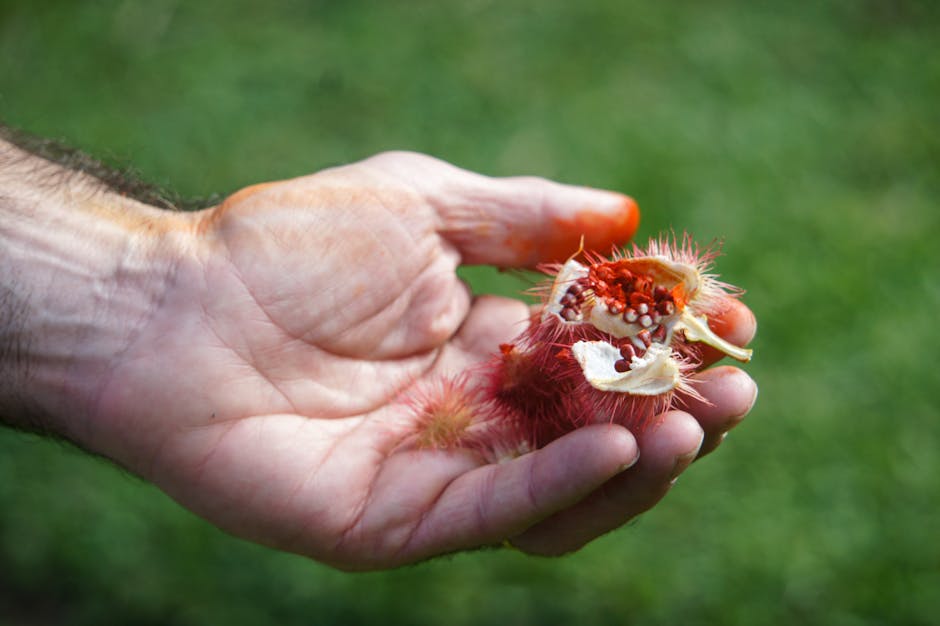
412, 234, 752, 462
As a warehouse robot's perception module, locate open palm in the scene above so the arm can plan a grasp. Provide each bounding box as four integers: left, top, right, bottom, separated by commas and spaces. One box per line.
89, 152, 756, 570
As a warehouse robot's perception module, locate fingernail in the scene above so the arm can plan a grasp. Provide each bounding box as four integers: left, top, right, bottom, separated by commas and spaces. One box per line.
617, 450, 641, 473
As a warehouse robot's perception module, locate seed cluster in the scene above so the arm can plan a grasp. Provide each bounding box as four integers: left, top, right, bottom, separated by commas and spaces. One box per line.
558, 280, 588, 322
588, 263, 683, 374
557, 263, 685, 374
591, 263, 681, 328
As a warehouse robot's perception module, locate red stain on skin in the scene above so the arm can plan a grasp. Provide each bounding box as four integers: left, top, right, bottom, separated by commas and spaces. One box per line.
221, 182, 280, 208
707, 298, 756, 345
197, 181, 284, 235
504, 195, 640, 266
693, 298, 756, 367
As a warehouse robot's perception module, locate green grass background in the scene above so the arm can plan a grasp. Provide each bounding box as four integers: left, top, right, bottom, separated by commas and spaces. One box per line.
1, 1, 938, 624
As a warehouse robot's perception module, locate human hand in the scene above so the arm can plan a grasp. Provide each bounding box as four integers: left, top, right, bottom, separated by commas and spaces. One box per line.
2, 147, 756, 570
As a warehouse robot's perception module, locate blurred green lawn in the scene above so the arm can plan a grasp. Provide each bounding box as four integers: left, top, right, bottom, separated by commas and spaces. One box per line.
2, 1, 938, 624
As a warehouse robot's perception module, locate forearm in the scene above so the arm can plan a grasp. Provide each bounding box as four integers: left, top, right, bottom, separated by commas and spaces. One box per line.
0, 138, 195, 443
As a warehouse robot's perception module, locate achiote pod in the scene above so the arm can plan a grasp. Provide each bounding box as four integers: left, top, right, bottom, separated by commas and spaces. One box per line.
411, 234, 753, 462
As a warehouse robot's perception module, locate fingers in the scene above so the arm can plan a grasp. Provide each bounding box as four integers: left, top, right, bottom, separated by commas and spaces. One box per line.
681, 366, 758, 459
509, 411, 704, 556
361, 151, 640, 268
503, 364, 755, 556
399, 424, 638, 562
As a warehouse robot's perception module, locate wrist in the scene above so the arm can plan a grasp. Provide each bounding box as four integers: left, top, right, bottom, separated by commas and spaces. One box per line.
0, 140, 199, 443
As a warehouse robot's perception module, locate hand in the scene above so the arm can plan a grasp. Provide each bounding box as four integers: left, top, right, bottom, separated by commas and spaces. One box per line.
4, 148, 756, 570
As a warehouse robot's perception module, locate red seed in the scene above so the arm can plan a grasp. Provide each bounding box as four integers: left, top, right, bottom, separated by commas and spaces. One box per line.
654, 285, 669, 300
639, 314, 653, 328
614, 359, 630, 373
637, 303, 649, 315
652, 324, 667, 342
619, 343, 636, 359
651, 311, 662, 325
561, 307, 578, 321
638, 329, 652, 346
568, 283, 584, 296
624, 308, 638, 323
609, 301, 623, 315
657, 300, 676, 316
561, 293, 577, 306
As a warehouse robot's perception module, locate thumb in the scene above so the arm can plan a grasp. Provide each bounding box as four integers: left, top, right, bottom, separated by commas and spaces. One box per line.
439, 174, 640, 268
363, 151, 640, 268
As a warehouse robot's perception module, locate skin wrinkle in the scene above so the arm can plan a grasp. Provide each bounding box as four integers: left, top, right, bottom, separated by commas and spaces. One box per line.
326, 439, 386, 559
189, 279, 373, 422
424, 177, 493, 254
312, 251, 445, 360
183, 416, 243, 492
76, 226, 150, 441
332, 189, 442, 350
438, 176, 552, 266
398, 439, 539, 563
284, 333, 437, 418
193, 296, 284, 413
383, 455, 474, 564
321, 414, 425, 563
84, 235, 187, 449
174, 415, 365, 553
207, 316, 298, 416
341, 420, 479, 564
321, 274, 411, 353
281, 430, 350, 552
215, 261, 299, 416
396, 248, 466, 351
270, 416, 361, 548
473, 464, 500, 539
523, 449, 544, 523
180, 414, 349, 539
